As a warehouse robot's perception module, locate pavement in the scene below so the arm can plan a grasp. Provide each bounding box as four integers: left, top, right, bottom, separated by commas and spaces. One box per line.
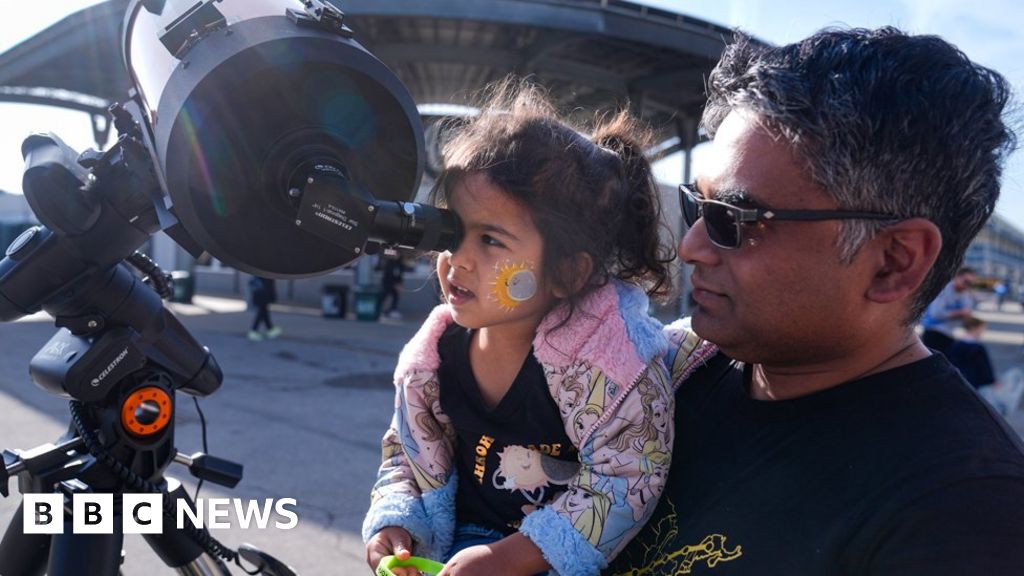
0, 293, 1022, 576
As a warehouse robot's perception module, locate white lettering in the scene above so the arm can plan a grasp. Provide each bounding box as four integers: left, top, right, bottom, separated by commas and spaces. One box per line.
124, 493, 163, 534
274, 498, 298, 530
233, 498, 274, 529
177, 498, 203, 529
73, 494, 112, 534
91, 347, 129, 387
23, 494, 63, 534
24, 494, 301, 533
206, 498, 231, 529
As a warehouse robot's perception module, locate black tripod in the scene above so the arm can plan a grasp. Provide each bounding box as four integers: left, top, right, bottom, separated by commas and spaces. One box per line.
0, 122, 297, 575
0, 256, 296, 576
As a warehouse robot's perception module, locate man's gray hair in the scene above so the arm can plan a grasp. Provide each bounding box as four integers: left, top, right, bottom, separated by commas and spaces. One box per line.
702, 27, 1017, 322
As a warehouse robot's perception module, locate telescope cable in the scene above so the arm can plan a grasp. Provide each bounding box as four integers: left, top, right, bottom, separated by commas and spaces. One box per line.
70, 399, 260, 574
127, 251, 173, 299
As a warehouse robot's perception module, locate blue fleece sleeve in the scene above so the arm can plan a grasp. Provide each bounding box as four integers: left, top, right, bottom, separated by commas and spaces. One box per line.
521, 506, 607, 576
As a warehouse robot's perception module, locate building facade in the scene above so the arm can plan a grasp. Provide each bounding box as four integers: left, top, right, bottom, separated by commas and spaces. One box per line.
964, 213, 1024, 292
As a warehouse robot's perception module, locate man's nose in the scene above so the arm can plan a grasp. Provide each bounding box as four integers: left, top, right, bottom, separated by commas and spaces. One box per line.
678, 219, 720, 266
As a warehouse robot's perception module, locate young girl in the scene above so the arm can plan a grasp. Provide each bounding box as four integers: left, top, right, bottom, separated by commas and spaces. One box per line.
363, 80, 711, 576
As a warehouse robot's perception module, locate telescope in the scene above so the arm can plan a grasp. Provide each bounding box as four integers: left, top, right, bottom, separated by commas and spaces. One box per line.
0, 1, 461, 574
124, 0, 461, 277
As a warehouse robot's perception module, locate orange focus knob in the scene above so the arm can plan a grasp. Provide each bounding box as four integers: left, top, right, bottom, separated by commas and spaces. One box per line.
121, 386, 172, 437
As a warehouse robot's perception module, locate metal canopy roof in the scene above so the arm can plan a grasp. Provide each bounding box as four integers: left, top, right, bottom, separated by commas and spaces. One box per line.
0, 0, 739, 153
0, 1, 131, 104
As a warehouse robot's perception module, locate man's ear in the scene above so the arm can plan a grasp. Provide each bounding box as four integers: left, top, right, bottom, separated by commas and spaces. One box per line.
865, 218, 942, 304
553, 252, 594, 299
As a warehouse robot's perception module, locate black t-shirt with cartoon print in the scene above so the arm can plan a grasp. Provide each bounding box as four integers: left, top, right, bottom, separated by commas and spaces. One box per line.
606, 352, 1024, 575
438, 325, 579, 534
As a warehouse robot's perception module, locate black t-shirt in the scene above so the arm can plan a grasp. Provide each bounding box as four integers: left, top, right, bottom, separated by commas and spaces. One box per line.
438, 325, 579, 534
947, 340, 996, 388
607, 352, 1024, 575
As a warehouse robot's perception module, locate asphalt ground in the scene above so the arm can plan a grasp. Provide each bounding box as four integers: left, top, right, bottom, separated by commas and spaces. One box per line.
0, 294, 1021, 575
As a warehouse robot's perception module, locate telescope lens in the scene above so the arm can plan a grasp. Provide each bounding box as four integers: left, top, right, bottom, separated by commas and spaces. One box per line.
127, 3, 425, 277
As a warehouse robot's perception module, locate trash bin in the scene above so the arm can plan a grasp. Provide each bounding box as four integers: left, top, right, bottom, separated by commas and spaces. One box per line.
170, 270, 194, 304
321, 285, 349, 319
354, 286, 382, 321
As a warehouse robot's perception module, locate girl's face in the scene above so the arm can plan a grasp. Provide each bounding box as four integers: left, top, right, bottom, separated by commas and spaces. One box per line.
437, 173, 559, 332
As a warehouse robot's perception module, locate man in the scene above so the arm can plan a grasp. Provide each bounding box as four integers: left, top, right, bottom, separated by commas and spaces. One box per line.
247, 276, 281, 341
607, 27, 1024, 574
921, 267, 977, 355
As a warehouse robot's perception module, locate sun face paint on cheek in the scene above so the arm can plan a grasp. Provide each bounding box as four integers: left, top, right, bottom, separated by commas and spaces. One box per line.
490, 260, 538, 311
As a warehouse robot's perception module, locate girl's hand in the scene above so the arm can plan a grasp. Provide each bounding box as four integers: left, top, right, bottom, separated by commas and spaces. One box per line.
439, 533, 549, 576
366, 527, 420, 576
437, 544, 496, 576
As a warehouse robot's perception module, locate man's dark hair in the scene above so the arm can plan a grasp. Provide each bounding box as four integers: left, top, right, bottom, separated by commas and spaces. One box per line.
702, 27, 1017, 322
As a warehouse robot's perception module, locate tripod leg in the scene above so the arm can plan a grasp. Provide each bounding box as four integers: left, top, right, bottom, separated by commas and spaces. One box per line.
47, 517, 123, 576
0, 502, 50, 576
166, 552, 232, 576
142, 481, 230, 575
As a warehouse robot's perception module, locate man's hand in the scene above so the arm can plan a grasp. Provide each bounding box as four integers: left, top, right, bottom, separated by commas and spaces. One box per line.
366, 526, 419, 576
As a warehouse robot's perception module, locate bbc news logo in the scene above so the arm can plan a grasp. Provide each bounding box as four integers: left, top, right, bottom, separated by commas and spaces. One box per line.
23, 494, 299, 534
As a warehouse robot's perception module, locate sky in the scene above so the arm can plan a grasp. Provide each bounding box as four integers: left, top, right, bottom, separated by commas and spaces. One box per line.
0, 0, 1021, 227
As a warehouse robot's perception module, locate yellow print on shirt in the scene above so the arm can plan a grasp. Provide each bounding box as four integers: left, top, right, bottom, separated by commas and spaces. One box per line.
611, 500, 742, 574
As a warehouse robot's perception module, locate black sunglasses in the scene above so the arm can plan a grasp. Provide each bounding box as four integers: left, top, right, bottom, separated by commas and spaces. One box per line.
678, 183, 901, 250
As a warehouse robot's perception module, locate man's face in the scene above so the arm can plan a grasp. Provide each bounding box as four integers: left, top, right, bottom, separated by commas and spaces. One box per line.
679, 111, 877, 365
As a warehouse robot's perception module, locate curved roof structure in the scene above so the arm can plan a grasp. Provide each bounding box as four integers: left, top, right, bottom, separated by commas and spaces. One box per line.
341, 1, 734, 131
0, 0, 741, 153
0, 1, 131, 103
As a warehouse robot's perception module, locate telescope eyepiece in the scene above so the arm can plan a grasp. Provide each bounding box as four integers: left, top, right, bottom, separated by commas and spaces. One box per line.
368, 201, 462, 254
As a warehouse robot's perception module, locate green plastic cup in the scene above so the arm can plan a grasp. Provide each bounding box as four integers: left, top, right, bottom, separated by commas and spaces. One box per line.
376, 555, 446, 576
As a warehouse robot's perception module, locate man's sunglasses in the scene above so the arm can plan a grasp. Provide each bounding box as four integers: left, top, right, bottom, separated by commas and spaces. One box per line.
679, 183, 901, 250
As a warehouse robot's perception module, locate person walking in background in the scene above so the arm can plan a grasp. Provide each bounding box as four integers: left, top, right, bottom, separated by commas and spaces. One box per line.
995, 280, 1009, 310
248, 276, 281, 341
378, 253, 409, 320
921, 266, 977, 356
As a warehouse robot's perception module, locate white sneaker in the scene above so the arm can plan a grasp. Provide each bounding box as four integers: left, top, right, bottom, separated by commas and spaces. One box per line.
387, 310, 403, 319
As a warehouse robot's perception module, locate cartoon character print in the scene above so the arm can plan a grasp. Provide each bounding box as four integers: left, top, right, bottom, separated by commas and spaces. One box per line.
558, 365, 589, 419
492, 445, 579, 514
398, 372, 453, 490
665, 326, 707, 389
627, 444, 669, 521
558, 469, 613, 548
570, 369, 609, 444
625, 381, 671, 520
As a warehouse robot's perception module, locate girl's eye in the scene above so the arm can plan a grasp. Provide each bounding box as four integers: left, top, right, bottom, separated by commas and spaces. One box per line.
481, 234, 504, 248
